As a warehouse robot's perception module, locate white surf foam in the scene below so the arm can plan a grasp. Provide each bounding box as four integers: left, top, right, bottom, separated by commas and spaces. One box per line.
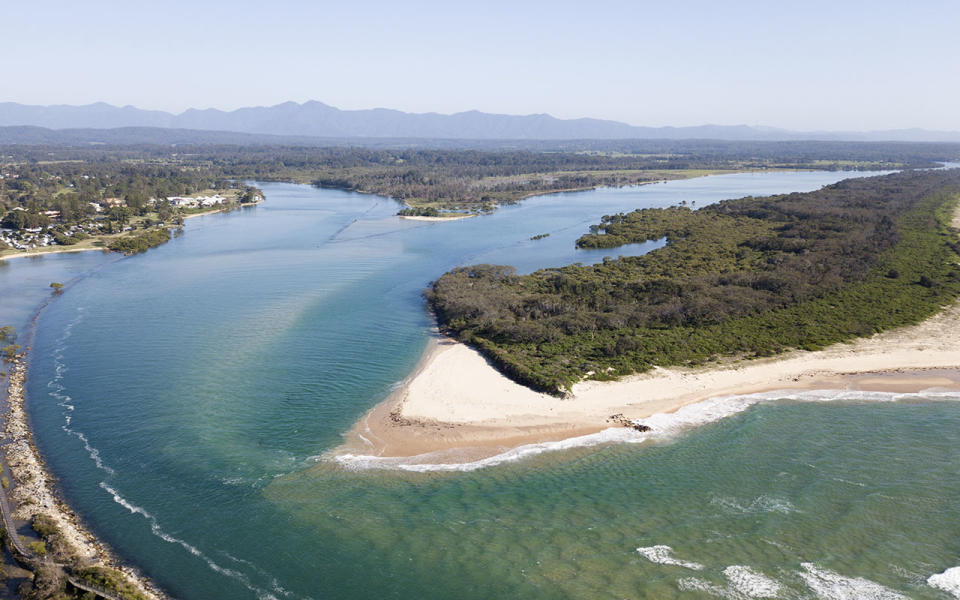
799, 563, 909, 600
47, 313, 117, 476
928, 566, 960, 598
336, 425, 645, 472
636, 545, 704, 570
334, 387, 960, 472
100, 482, 282, 600
723, 565, 781, 598
676, 576, 731, 597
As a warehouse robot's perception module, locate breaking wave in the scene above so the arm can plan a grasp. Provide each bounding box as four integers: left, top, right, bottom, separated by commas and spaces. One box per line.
636, 545, 704, 570
335, 388, 959, 472
928, 565, 960, 598
798, 563, 909, 600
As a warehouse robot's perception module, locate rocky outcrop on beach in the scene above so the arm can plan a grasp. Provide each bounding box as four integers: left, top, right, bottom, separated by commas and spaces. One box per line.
607, 414, 652, 432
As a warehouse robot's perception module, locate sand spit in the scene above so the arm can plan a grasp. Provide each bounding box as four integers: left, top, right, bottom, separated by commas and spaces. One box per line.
398, 214, 477, 222
334, 201, 960, 465
340, 318, 960, 463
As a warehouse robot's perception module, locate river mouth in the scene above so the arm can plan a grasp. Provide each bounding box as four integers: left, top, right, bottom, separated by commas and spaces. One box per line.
9, 170, 959, 599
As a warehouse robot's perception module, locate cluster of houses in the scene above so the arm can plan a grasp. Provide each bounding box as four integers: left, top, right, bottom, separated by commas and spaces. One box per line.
81, 194, 230, 212
0, 216, 107, 251
1, 192, 234, 251
165, 194, 229, 208
0, 228, 53, 250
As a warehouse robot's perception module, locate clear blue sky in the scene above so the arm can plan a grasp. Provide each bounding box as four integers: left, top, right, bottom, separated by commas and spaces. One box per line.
6, 0, 958, 131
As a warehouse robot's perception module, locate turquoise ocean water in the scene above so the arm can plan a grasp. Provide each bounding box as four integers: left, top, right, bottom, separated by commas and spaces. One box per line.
2, 171, 959, 599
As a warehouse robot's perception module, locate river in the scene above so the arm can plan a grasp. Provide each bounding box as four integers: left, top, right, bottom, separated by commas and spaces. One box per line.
3, 170, 959, 599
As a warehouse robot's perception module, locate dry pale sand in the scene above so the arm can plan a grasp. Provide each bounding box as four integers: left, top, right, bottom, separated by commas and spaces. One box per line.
0, 246, 109, 262
338, 203, 960, 461
399, 214, 476, 222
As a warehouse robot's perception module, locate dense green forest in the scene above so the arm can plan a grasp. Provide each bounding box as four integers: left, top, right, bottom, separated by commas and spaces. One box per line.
427, 169, 960, 394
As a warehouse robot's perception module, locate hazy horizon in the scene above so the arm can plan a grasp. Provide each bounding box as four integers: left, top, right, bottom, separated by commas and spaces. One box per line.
5, 99, 960, 135
6, 0, 959, 131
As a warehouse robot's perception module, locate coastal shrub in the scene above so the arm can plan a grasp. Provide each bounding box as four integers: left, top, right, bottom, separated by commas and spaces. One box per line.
398, 206, 441, 217
27, 540, 46, 556
31, 515, 59, 539
74, 567, 149, 600
53, 233, 78, 246
428, 170, 960, 394
107, 228, 171, 254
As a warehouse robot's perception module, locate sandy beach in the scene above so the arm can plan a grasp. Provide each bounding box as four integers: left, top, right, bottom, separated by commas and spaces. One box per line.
338, 206, 960, 463
399, 214, 477, 222
0, 246, 109, 262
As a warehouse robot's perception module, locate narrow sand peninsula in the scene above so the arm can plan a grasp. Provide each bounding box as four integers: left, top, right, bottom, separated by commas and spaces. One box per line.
399, 214, 476, 222
339, 207, 960, 461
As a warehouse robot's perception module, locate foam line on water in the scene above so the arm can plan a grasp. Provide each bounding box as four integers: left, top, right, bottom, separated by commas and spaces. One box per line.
48, 310, 116, 476
221, 552, 297, 599
928, 566, 960, 598
99, 482, 287, 600
334, 388, 959, 472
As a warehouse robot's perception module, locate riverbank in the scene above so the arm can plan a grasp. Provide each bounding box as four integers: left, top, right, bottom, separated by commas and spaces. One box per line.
0, 246, 110, 262
4, 358, 164, 597
399, 214, 477, 222
0, 197, 263, 262
336, 205, 960, 464
182, 197, 264, 220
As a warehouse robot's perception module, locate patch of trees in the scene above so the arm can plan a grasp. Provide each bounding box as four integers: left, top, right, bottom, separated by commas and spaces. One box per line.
1, 209, 50, 230
398, 206, 441, 217
427, 169, 960, 394
107, 228, 171, 254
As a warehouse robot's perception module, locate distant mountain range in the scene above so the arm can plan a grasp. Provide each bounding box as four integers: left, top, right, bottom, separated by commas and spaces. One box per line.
1, 101, 959, 143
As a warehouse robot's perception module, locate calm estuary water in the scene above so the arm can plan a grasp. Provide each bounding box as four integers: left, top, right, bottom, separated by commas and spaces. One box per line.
3, 171, 959, 599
